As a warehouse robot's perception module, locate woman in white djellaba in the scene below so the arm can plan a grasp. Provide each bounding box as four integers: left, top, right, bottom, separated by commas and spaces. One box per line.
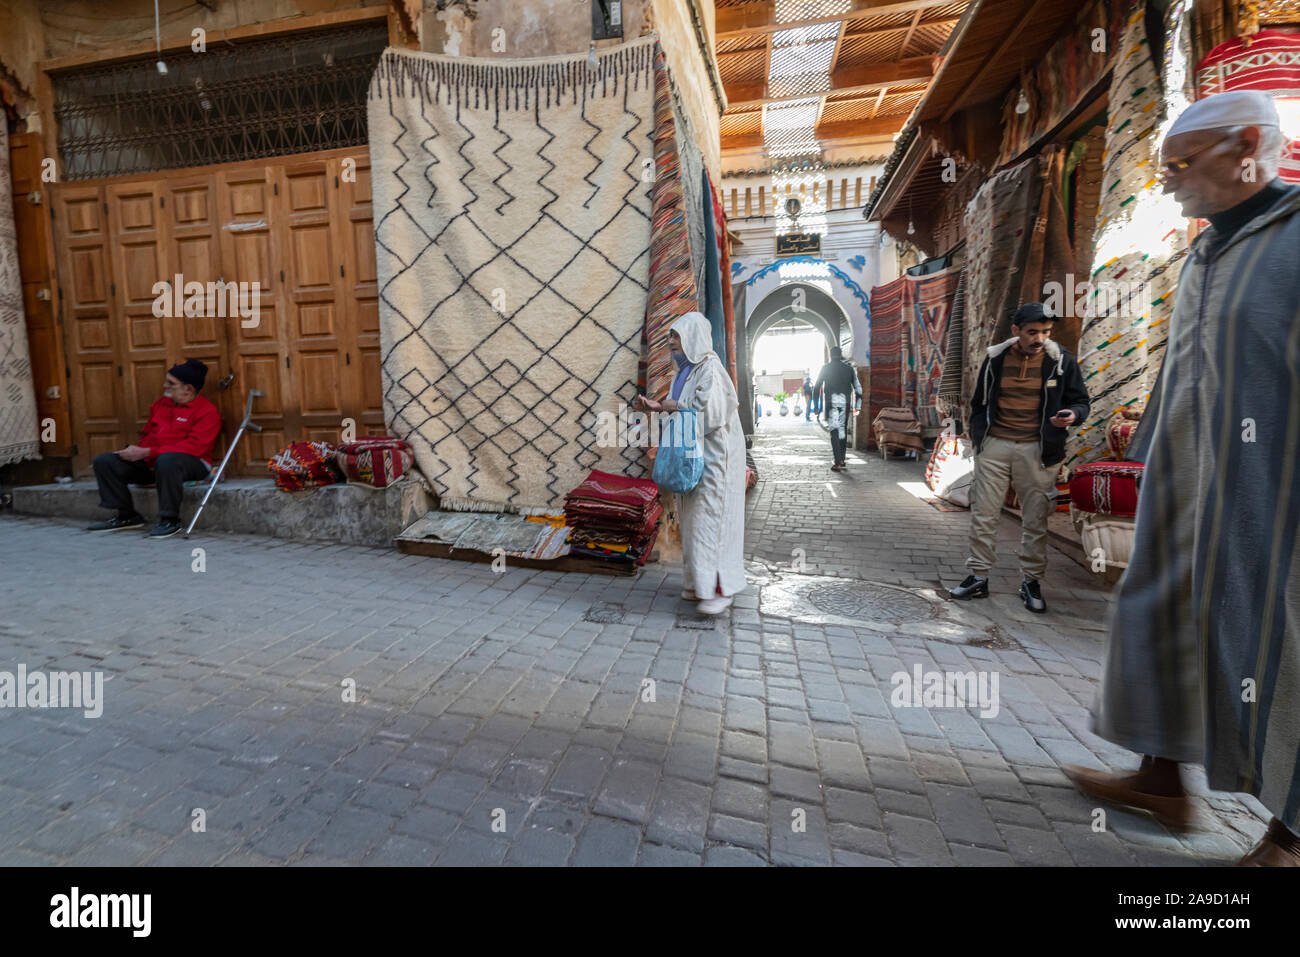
633, 312, 747, 615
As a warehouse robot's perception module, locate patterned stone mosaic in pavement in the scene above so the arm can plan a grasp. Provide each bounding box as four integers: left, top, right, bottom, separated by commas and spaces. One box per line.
0, 414, 1268, 865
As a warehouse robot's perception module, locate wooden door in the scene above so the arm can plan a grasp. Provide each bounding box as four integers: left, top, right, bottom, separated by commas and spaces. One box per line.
277, 157, 350, 446
338, 152, 383, 437
105, 179, 173, 441
53, 184, 126, 468
51, 146, 380, 476
215, 165, 292, 467
159, 174, 231, 462
8, 133, 72, 456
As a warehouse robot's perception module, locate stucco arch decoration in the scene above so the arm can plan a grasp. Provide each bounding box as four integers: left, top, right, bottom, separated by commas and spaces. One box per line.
745, 282, 849, 362
736, 256, 872, 366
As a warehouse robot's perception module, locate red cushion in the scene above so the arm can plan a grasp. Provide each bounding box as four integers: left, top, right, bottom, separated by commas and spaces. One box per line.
1069, 461, 1144, 516
335, 437, 414, 488
268, 441, 343, 491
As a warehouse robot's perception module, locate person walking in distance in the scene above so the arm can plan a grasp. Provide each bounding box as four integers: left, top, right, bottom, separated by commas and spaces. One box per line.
802, 374, 814, 422
1064, 90, 1300, 865
949, 303, 1090, 612
814, 347, 861, 471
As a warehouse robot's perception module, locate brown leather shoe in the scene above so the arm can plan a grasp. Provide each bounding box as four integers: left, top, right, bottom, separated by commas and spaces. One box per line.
1063, 764, 1195, 832
1237, 818, 1300, 866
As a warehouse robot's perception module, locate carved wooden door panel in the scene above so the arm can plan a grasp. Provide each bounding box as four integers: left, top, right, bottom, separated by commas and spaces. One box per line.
276, 157, 350, 447
158, 174, 232, 463
337, 150, 383, 438
215, 164, 293, 471
52, 184, 124, 471
104, 179, 174, 446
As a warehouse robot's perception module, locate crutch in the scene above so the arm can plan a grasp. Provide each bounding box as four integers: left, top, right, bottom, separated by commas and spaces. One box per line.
185, 389, 264, 538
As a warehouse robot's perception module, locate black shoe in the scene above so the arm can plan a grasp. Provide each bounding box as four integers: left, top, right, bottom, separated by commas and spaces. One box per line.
950, 574, 989, 600
87, 513, 144, 532
148, 518, 182, 539
1020, 578, 1047, 613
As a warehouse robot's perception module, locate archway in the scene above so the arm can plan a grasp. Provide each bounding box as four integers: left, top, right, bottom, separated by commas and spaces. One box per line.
739, 281, 854, 437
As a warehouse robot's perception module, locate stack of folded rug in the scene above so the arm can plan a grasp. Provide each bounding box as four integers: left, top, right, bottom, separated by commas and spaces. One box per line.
563, 469, 663, 566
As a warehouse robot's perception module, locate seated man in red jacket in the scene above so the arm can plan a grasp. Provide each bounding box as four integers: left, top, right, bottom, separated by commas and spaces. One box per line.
87, 358, 222, 539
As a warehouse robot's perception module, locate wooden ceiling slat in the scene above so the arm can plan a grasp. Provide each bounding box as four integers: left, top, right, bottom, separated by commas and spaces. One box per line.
717, 0, 973, 158
899, 10, 923, 57
716, 0, 954, 39
721, 112, 907, 151
725, 54, 935, 109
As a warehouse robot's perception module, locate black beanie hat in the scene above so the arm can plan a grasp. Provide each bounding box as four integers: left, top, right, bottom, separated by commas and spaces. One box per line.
169, 358, 208, 390
1011, 302, 1055, 326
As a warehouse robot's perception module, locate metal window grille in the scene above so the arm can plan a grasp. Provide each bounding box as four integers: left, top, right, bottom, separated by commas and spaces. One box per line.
52, 21, 388, 180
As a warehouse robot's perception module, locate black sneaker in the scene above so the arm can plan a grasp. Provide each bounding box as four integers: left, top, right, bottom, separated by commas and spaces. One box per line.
950, 574, 989, 600
148, 518, 182, 539
87, 513, 144, 532
1020, 578, 1047, 613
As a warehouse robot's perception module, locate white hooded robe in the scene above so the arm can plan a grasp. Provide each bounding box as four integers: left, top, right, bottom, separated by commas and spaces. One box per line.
669, 312, 748, 599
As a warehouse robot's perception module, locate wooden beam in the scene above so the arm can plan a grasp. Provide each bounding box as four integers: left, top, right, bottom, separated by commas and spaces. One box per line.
722, 113, 910, 151
717, 0, 954, 39
941, 0, 1049, 122
899, 10, 922, 58
720, 132, 770, 152
715, 18, 960, 71
870, 87, 888, 118
816, 116, 911, 142
817, 22, 841, 134
829, 20, 847, 75
726, 55, 935, 109
40, 6, 388, 73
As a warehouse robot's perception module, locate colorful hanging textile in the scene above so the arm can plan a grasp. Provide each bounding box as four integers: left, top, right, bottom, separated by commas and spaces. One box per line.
997, 0, 1127, 166
700, 169, 727, 361
708, 173, 738, 385
1195, 29, 1300, 183
369, 39, 657, 512
675, 95, 708, 298
935, 268, 967, 422
904, 266, 962, 426
1066, 0, 1192, 469
867, 275, 907, 441
960, 156, 1045, 409
643, 46, 701, 402
0, 123, 39, 467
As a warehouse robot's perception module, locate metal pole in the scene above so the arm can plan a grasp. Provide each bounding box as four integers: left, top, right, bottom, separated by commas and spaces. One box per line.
185, 390, 263, 538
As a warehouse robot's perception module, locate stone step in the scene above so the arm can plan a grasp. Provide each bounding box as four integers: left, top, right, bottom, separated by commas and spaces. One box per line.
11, 477, 434, 548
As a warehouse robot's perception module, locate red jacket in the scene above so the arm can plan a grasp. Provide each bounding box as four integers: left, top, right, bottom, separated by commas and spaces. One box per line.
139, 395, 221, 465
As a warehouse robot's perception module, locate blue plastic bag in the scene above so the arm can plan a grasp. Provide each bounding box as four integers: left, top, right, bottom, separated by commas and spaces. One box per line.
652, 409, 704, 493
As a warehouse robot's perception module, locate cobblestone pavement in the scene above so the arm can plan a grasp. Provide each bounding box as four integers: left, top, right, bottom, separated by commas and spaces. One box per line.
0, 416, 1268, 865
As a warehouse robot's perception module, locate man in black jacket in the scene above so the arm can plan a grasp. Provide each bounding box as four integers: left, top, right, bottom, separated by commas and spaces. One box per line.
815, 347, 862, 471
950, 303, 1090, 612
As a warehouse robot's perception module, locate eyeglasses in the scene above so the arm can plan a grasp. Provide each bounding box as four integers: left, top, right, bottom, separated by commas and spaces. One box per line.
1157, 134, 1231, 180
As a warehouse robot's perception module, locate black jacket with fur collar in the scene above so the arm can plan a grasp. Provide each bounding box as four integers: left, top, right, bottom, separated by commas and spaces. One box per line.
969, 337, 1091, 468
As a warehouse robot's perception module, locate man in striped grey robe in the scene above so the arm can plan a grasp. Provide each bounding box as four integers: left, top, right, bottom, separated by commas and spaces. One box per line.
1065, 91, 1300, 865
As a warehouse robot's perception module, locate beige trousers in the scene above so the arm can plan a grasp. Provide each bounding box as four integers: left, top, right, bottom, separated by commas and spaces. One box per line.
965, 435, 1058, 581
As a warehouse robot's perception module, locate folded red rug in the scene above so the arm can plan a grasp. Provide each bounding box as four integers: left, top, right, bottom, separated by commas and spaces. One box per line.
564, 469, 660, 510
